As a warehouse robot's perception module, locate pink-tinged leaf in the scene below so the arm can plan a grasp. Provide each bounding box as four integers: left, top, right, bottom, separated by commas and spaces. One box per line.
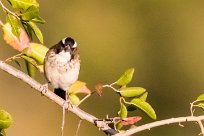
3, 23, 20, 50
69, 81, 91, 95
19, 27, 30, 51
2, 23, 29, 51
121, 116, 142, 126
77, 86, 92, 94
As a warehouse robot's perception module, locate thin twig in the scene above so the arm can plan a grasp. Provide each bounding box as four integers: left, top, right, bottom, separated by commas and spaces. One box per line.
61, 105, 66, 136
75, 120, 82, 136
0, 60, 117, 135
190, 101, 197, 116
197, 120, 204, 136
77, 94, 91, 106
5, 53, 23, 62
61, 91, 69, 136
113, 116, 204, 136
0, 0, 20, 19
103, 84, 120, 93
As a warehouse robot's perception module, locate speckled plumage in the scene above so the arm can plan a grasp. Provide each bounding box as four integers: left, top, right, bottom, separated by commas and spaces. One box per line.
44, 37, 80, 99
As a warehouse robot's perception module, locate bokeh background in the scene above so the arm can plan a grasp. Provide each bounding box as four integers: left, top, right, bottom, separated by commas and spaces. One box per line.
1, 0, 204, 136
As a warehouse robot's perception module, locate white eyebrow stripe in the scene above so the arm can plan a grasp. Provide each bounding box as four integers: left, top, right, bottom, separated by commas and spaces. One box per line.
62, 38, 66, 44
72, 42, 77, 48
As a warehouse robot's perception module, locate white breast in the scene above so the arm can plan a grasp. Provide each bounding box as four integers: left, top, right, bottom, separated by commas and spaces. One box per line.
58, 50, 71, 63
44, 51, 80, 92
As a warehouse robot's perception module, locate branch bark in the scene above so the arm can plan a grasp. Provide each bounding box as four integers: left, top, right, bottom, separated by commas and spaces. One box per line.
113, 116, 204, 136
0, 60, 117, 135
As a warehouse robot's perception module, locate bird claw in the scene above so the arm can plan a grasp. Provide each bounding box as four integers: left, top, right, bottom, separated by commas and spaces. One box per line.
62, 99, 73, 110
40, 83, 49, 96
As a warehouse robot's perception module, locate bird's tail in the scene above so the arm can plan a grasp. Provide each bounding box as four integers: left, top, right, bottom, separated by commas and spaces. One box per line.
54, 88, 66, 100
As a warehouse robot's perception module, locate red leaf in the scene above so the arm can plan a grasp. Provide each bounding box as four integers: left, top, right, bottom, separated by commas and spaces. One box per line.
121, 116, 142, 126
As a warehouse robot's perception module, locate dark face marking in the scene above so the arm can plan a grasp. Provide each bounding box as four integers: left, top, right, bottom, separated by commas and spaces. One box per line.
51, 37, 78, 60
63, 37, 75, 48
61, 37, 77, 52
52, 37, 75, 53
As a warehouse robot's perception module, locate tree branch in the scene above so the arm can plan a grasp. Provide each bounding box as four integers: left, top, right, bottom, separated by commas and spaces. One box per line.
2, 59, 204, 136
0, 60, 117, 135
113, 116, 204, 136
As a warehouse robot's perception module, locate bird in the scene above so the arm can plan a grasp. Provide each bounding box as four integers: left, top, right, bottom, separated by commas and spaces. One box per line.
44, 37, 80, 100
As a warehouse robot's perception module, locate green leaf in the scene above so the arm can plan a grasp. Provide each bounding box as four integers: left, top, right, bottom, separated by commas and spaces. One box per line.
21, 55, 37, 66
28, 22, 43, 43
130, 98, 156, 120
197, 94, 204, 102
197, 103, 204, 110
0, 129, 6, 136
7, 0, 39, 10
6, 14, 20, 36
21, 6, 39, 21
116, 68, 134, 86
21, 55, 44, 72
119, 87, 146, 98
127, 104, 136, 111
140, 92, 148, 101
26, 60, 36, 77
69, 94, 80, 105
127, 93, 148, 111
116, 122, 123, 130
23, 22, 33, 39
118, 103, 127, 119
0, 110, 13, 129
31, 16, 45, 24
23, 43, 48, 64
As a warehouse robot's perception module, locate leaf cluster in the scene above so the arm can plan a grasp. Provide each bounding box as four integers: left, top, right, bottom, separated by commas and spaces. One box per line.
110, 68, 157, 130
6, 0, 44, 43
1, 0, 47, 77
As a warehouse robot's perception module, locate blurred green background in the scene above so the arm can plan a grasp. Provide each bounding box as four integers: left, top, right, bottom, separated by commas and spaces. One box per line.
1, 0, 204, 135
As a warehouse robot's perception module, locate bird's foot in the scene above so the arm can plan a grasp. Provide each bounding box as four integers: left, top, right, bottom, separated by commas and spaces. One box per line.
40, 83, 49, 96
